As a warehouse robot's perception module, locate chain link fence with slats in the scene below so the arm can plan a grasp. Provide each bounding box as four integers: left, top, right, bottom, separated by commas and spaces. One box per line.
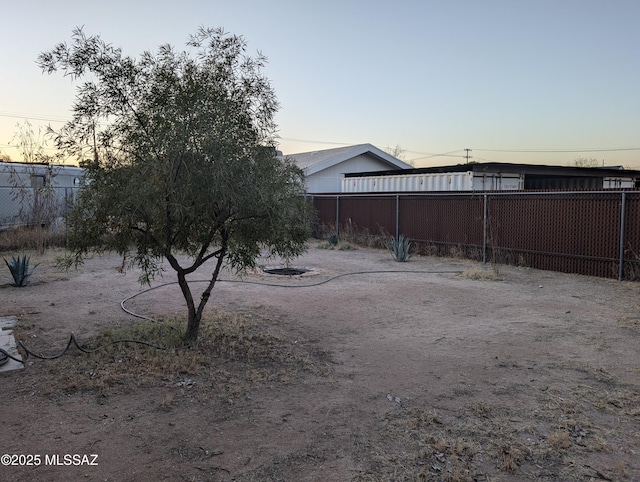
309, 191, 640, 281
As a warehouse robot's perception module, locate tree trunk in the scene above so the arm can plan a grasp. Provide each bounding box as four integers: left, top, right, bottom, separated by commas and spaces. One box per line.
184, 310, 201, 343
184, 247, 227, 342
176, 270, 199, 342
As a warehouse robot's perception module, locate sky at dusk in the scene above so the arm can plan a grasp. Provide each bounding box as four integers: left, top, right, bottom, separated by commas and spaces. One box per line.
1, 0, 639, 168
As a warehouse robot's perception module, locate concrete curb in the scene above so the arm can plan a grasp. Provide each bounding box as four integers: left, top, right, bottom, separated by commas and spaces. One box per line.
0, 316, 24, 373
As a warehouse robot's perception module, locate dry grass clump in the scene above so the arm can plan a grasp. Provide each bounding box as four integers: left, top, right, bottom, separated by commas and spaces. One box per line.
616, 315, 640, 329
339, 225, 388, 250
548, 430, 572, 450
312, 222, 388, 250
316, 240, 357, 251
0, 225, 67, 252
458, 268, 504, 281
26, 311, 332, 399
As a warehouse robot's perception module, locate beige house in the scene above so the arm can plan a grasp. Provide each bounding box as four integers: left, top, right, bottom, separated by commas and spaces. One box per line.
286, 143, 412, 193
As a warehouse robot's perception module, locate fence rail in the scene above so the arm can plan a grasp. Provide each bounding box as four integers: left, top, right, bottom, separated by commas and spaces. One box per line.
308, 190, 640, 281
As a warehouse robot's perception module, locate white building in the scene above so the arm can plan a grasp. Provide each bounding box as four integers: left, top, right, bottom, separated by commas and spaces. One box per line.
288, 143, 412, 193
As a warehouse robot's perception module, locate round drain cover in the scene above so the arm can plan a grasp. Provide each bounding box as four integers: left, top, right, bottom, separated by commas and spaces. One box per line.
263, 267, 308, 276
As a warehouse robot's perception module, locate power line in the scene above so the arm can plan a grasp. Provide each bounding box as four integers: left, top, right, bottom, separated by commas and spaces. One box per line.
474, 147, 640, 153
405, 149, 465, 163
0, 111, 69, 123
2, 112, 640, 157
280, 138, 640, 159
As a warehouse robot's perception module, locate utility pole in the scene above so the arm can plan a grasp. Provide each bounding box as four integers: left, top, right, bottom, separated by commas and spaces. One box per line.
464, 148, 473, 164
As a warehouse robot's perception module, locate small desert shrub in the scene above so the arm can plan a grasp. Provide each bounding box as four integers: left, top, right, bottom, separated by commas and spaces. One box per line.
390, 235, 411, 262
4, 254, 40, 286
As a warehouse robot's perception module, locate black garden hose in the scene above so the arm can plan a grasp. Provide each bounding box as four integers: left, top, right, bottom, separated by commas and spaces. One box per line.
13, 269, 463, 363
15, 333, 167, 362
120, 269, 463, 320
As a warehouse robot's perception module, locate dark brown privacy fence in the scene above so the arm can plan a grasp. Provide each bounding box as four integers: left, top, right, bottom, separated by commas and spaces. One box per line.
308, 191, 640, 281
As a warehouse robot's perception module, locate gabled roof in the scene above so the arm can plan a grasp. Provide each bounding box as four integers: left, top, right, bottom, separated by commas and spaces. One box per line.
287, 143, 412, 175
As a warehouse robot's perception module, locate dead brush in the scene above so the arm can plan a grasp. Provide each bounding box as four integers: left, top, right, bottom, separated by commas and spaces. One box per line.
314, 220, 388, 250
548, 430, 572, 450
0, 225, 67, 252
469, 401, 493, 417
353, 407, 476, 481
575, 363, 619, 385
159, 393, 174, 411
498, 444, 521, 471
29, 310, 331, 399
356, 390, 619, 481
615, 315, 640, 329
458, 267, 504, 281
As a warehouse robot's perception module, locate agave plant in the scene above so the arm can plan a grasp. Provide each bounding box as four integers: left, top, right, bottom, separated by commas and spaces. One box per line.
390, 235, 411, 262
4, 255, 40, 287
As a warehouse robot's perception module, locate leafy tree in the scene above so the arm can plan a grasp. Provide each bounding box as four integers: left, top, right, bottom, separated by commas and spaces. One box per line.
38, 27, 311, 342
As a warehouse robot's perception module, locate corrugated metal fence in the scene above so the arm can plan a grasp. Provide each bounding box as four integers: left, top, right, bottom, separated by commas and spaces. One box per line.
309, 191, 640, 281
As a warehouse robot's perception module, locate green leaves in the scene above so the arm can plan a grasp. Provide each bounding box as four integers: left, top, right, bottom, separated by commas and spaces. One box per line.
390, 235, 411, 262
40, 27, 311, 340
4, 255, 40, 287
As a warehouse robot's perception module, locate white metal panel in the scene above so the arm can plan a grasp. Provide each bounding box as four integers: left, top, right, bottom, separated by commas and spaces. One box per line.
342, 172, 477, 192
341, 171, 531, 192
603, 177, 635, 188
447, 173, 473, 191
471, 174, 523, 190
501, 174, 524, 190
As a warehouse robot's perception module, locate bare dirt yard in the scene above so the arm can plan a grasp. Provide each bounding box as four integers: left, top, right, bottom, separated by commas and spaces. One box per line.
1, 241, 640, 481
